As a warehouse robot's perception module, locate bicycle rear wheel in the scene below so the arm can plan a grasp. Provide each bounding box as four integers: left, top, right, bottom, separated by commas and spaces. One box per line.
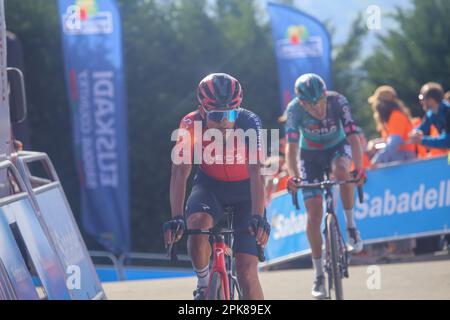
208, 272, 225, 300
326, 214, 344, 300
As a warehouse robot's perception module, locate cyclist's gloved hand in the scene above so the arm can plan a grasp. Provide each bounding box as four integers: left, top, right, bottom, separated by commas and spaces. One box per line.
287, 176, 301, 194
163, 216, 185, 248
353, 168, 367, 186
249, 215, 271, 248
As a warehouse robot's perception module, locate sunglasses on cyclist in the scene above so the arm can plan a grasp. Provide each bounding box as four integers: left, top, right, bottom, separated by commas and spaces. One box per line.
203, 107, 240, 123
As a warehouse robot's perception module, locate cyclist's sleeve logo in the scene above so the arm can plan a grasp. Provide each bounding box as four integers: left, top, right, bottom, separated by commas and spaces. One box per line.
250, 113, 263, 152
337, 94, 358, 134
286, 104, 301, 143
339, 96, 352, 123
287, 132, 300, 141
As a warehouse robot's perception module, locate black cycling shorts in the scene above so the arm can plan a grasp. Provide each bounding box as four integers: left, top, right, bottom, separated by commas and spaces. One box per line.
185, 170, 261, 257
300, 141, 352, 200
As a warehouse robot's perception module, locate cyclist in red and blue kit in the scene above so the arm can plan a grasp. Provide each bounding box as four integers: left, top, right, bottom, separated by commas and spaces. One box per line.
163, 73, 270, 300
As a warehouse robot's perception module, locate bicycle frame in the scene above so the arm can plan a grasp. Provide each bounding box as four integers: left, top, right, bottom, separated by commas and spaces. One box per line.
222, 210, 242, 300
292, 170, 363, 300
322, 180, 347, 259
167, 206, 265, 300
321, 181, 350, 283
209, 235, 231, 300
182, 211, 243, 300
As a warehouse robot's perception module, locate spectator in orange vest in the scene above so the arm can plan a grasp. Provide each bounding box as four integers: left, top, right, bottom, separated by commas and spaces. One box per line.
367, 86, 411, 162
370, 99, 416, 165
367, 86, 417, 165
368, 86, 411, 131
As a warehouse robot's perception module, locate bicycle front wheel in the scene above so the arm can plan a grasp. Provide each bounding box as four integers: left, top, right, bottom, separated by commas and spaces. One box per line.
208, 272, 225, 300
326, 214, 344, 300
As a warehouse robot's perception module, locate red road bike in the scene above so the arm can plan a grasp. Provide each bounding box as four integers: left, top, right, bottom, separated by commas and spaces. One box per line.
168, 206, 265, 300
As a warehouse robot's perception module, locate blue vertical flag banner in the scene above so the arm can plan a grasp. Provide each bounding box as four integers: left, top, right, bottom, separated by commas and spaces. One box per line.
58, 0, 130, 255
268, 2, 333, 113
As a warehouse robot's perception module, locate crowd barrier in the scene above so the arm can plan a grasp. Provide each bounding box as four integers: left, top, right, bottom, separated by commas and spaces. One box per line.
0, 201, 39, 300
0, 152, 106, 300
264, 156, 450, 266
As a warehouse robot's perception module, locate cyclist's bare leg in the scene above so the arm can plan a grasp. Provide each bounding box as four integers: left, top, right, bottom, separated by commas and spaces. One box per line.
332, 157, 354, 211
306, 196, 327, 298
187, 213, 214, 274
236, 253, 264, 300
305, 196, 324, 259
332, 156, 363, 252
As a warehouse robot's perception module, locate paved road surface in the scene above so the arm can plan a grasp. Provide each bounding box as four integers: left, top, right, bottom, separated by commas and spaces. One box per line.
103, 259, 450, 300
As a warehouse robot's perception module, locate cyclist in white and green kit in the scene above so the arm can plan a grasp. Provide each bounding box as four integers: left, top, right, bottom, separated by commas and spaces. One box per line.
285, 73, 365, 299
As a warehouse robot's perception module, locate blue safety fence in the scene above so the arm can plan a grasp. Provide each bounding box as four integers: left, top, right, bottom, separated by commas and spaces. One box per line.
96, 267, 194, 283
264, 156, 450, 266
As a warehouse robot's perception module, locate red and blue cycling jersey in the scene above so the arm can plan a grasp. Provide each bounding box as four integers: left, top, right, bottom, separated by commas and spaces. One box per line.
175, 108, 264, 182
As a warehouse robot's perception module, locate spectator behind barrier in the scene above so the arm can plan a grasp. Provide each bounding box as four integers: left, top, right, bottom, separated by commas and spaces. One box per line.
445, 91, 450, 103
409, 83, 450, 150
264, 138, 289, 206
368, 86, 411, 132
366, 87, 418, 258
412, 117, 447, 158
411, 117, 430, 158
370, 99, 416, 165
264, 155, 288, 206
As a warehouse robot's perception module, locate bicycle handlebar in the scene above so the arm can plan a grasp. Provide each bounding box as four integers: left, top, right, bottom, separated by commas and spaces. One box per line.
294, 178, 361, 189
167, 228, 266, 263
291, 176, 365, 210
185, 229, 236, 236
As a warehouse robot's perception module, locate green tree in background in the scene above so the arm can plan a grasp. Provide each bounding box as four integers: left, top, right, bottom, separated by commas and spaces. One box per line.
332, 13, 376, 138
365, 0, 450, 118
